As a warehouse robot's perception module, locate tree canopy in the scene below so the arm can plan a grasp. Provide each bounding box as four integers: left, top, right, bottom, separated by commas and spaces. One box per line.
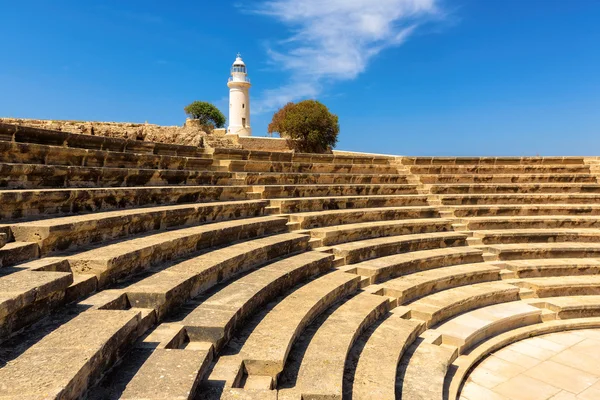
267, 100, 339, 153
184, 101, 226, 129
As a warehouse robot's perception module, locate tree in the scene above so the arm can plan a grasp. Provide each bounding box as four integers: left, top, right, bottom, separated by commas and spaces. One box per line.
184, 101, 226, 129
268, 100, 339, 153
267, 102, 295, 137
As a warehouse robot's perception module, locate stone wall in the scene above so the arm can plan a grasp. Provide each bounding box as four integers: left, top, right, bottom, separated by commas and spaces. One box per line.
0, 118, 241, 149
232, 135, 294, 152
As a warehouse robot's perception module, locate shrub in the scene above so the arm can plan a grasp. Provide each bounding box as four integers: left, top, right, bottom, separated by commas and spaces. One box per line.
268, 100, 339, 153
184, 101, 226, 129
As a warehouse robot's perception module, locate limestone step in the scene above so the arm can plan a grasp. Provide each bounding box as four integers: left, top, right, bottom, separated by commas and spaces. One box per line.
288, 206, 439, 229
0, 241, 39, 268
0, 269, 73, 342
401, 156, 586, 166
286, 293, 389, 398
504, 258, 600, 277
308, 218, 454, 247
330, 231, 468, 265
353, 246, 485, 283
408, 282, 522, 327
398, 340, 457, 400
123, 233, 310, 320
379, 262, 504, 304
472, 228, 600, 245
238, 271, 361, 379
0, 140, 214, 171
0, 162, 234, 189
243, 171, 408, 185
430, 183, 600, 195
67, 216, 288, 287
259, 184, 420, 199
479, 242, 600, 261
293, 152, 393, 165
269, 194, 429, 213
352, 315, 425, 400
1, 122, 208, 157
527, 295, 600, 319
434, 301, 543, 353
0, 185, 253, 220
226, 159, 399, 174
120, 347, 212, 400
420, 173, 596, 184
464, 215, 600, 230
452, 203, 600, 217
439, 193, 600, 205
0, 309, 141, 399
9, 199, 267, 255
182, 251, 333, 350
510, 275, 600, 297
410, 164, 591, 174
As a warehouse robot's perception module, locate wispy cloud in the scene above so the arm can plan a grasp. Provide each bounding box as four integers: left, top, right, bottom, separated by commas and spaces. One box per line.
250, 0, 441, 113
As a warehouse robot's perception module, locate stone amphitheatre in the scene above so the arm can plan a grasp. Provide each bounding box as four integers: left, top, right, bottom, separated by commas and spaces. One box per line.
2, 120, 600, 400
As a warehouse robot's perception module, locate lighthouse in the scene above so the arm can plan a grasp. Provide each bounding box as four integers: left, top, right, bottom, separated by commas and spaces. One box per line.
227, 54, 252, 136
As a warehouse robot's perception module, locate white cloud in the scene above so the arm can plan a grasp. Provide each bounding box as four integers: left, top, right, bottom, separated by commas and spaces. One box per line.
251, 0, 440, 113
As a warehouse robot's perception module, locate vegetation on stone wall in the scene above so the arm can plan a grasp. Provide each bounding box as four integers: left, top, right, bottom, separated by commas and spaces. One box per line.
268, 100, 339, 153
184, 101, 226, 130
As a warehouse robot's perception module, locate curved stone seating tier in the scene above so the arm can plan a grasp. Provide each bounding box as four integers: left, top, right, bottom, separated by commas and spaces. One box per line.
211, 147, 394, 165
0, 186, 256, 221
410, 164, 592, 174
378, 261, 504, 304
268, 194, 429, 213
421, 173, 597, 184
430, 183, 600, 194
0, 122, 207, 157
351, 313, 425, 400
123, 232, 310, 320
451, 203, 600, 217
353, 246, 485, 283
259, 183, 421, 198
0, 140, 214, 171
504, 258, 600, 277
307, 218, 453, 247
401, 156, 587, 165
0, 309, 143, 399
0, 163, 236, 189
440, 193, 600, 205
328, 231, 468, 265
183, 251, 334, 350
464, 215, 600, 230
480, 242, 600, 261
222, 159, 400, 174
278, 292, 389, 398
471, 228, 600, 245
237, 271, 361, 380
67, 215, 288, 287
241, 171, 409, 185
9, 199, 268, 255
287, 206, 439, 229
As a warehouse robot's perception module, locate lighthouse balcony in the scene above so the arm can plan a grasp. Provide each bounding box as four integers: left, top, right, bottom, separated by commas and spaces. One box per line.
228, 76, 251, 83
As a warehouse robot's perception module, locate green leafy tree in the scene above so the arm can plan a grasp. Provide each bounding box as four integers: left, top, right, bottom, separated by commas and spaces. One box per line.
268, 100, 339, 153
184, 101, 226, 129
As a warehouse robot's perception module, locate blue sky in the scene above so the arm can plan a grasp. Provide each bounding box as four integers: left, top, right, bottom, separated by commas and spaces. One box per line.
1, 0, 599, 156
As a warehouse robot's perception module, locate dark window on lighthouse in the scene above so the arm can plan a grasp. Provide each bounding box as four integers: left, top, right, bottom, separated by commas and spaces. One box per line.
242, 104, 245, 109
242, 118, 246, 127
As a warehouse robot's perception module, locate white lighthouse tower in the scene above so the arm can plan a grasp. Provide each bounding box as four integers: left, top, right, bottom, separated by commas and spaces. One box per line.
227, 54, 252, 136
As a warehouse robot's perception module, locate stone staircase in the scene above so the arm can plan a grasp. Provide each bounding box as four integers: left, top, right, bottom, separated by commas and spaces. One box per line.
1, 123, 600, 399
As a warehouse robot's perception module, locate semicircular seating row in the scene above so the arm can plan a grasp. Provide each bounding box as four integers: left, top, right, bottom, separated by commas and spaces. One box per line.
1, 122, 600, 399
